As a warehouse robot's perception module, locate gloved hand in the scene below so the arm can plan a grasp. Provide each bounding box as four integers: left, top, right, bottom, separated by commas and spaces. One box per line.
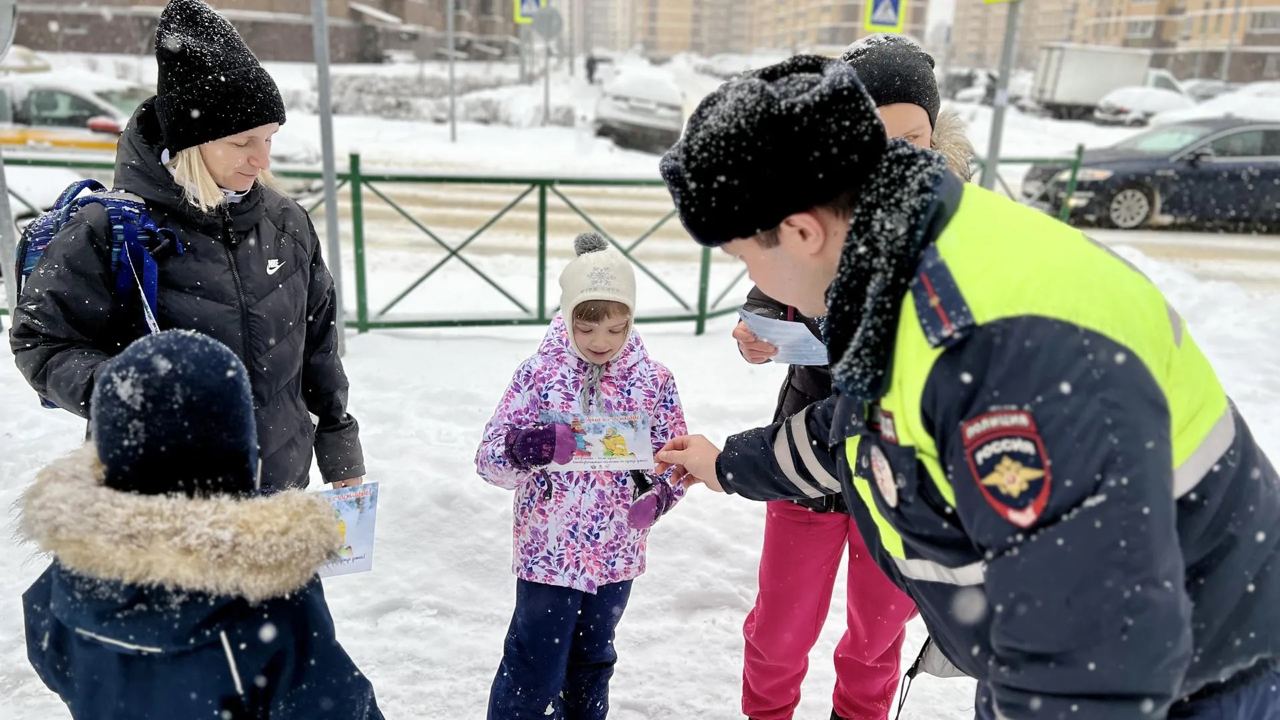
628, 481, 678, 530
504, 423, 576, 470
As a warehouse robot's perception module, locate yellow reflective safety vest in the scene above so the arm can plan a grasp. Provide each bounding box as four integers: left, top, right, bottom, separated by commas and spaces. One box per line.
717, 174, 1280, 720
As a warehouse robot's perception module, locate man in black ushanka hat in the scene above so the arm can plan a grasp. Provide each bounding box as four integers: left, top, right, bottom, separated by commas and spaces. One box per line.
657, 55, 1280, 720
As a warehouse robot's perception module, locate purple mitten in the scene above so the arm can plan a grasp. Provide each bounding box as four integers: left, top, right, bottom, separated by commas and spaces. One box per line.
505, 424, 575, 469
628, 481, 677, 530
551, 423, 576, 465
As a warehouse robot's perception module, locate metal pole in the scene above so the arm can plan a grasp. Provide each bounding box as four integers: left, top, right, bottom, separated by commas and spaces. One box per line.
0, 147, 17, 322
568, 0, 575, 77
311, 0, 346, 353
1222, 0, 1244, 82
517, 29, 526, 83
350, 153, 369, 333
448, 0, 457, 142
980, 0, 1022, 190
537, 183, 547, 322
543, 37, 551, 126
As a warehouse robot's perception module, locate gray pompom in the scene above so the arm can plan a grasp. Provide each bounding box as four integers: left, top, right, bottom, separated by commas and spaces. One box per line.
574, 232, 608, 256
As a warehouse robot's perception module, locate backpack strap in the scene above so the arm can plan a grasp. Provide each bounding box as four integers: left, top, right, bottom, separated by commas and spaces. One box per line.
52, 179, 106, 210
83, 195, 183, 336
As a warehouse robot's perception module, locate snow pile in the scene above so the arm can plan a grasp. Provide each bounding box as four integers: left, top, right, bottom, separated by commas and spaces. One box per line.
330, 72, 531, 119
667, 51, 791, 81
1099, 86, 1194, 114
1152, 94, 1280, 125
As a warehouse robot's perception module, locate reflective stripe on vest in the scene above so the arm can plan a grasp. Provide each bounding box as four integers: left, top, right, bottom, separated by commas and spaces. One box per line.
845, 436, 986, 586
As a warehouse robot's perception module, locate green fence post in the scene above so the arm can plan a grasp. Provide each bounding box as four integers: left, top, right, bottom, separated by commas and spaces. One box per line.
537, 182, 548, 322
695, 246, 712, 336
350, 153, 369, 333
1058, 144, 1085, 224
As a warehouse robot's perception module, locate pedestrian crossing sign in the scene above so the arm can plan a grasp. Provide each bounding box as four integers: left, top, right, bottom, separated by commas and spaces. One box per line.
515, 0, 547, 25
865, 0, 908, 33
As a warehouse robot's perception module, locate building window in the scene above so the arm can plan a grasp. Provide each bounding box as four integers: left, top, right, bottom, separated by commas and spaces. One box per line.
1267, 54, 1280, 78
1249, 11, 1280, 33
1126, 19, 1155, 38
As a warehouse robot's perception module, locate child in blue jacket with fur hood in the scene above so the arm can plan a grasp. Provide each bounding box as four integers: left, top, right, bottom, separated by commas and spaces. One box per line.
20, 330, 381, 720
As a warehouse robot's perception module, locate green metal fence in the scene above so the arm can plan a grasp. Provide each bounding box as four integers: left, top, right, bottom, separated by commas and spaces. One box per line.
0, 148, 1085, 331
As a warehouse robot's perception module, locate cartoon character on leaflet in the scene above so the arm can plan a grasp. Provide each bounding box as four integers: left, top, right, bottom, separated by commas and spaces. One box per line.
601, 427, 635, 459
570, 419, 593, 458
334, 507, 355, 559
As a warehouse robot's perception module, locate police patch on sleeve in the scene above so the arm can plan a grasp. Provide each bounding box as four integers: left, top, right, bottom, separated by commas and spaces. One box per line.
961, 410, 1051, 528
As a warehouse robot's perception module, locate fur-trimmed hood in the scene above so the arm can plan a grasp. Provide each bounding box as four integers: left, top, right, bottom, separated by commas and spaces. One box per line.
931, 106, 976, 181
20, 445, 341, 603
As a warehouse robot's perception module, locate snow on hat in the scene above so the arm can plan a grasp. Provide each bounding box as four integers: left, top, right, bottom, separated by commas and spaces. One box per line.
91, 330, 259, 498
841, 34, 941, 128
559, 233, 636, 356
153, 0, 286, 154
659, 55, 888, 247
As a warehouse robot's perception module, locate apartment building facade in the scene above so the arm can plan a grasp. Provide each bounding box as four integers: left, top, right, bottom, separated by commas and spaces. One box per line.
949, 0, 1080, 71
951, 0, 1278, 82
748, 0, 928, 56
14, 0, 517, 63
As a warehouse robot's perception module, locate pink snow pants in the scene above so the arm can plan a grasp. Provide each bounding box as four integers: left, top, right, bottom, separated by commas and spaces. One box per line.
742, 500, 917, 720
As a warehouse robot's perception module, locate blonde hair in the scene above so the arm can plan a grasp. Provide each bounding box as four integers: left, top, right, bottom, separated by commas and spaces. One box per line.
167, 146, 278, 214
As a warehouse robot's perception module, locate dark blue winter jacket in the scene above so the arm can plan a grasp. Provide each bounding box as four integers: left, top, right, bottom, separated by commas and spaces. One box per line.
714, 150, 1280, 719
20, 447, 382, 720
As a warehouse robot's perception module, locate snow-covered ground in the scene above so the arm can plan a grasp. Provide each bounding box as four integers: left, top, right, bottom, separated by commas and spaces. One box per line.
2, 241, 1279, 719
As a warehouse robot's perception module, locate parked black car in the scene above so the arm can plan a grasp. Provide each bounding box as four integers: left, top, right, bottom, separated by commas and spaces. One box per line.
1022, 117, 1280, 230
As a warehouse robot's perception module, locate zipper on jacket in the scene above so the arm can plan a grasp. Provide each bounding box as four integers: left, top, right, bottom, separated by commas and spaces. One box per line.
220, 211, 255, 376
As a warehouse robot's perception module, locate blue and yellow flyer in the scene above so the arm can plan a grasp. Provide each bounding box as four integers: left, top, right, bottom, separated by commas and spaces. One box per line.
541, 411, 655, 471
317, 482, 379, 578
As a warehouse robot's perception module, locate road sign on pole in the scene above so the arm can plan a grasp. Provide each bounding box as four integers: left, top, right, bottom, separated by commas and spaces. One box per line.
534, 7, 562, 127
515, 0, 547, 26
864, 0, 908, 34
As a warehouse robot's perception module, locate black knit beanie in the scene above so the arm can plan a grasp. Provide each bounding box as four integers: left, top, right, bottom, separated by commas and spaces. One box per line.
659, 55, 888, 247
91, 330, 259, 498
153, 0, 286, 154
841, 34, 941, 128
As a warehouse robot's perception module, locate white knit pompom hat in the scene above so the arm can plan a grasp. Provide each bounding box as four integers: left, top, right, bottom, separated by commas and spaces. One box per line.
559, 233, 636, 360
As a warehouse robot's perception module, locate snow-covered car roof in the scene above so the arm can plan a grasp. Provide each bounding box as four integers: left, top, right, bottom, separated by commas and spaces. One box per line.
0, 70, 147, 96
1152, 85, 1280, 125
1098, 86, 1193, 113
1232, 81, 1280, 98
602, 69, 683, 107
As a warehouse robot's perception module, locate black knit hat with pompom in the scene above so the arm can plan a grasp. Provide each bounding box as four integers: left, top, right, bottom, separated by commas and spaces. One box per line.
659, 55, 887, 247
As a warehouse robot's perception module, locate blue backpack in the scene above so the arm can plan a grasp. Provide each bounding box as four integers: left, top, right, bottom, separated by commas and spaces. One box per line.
14, 179, 183, 406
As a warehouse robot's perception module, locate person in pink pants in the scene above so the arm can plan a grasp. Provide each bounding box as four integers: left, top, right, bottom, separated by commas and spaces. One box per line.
731, 35, 975, 720
741, 501, 916, 719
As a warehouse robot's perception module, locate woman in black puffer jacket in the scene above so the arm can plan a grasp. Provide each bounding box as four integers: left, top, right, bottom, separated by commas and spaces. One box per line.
10, 0, 364, 492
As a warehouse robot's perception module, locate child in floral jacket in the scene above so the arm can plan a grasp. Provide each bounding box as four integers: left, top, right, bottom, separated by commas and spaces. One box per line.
476, 233, 686, 720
